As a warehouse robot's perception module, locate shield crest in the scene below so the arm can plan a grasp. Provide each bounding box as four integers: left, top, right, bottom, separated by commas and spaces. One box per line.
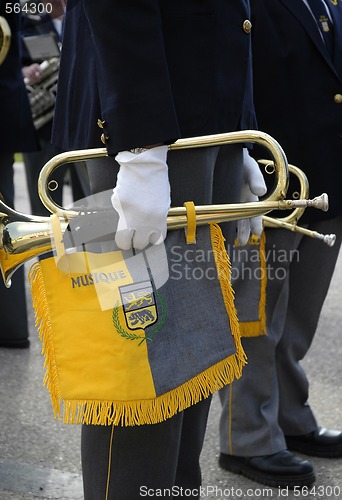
120, 281, 158, 331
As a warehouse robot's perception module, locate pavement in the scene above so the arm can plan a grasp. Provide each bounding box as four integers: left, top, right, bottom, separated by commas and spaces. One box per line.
0, 161, 341, 500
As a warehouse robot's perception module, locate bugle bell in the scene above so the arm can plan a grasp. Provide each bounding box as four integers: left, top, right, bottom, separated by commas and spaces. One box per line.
0, 131, 329, 287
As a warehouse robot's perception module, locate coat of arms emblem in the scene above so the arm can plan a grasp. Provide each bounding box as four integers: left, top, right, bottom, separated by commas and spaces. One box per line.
120, 281, 158, 330
113, 280, 166, 344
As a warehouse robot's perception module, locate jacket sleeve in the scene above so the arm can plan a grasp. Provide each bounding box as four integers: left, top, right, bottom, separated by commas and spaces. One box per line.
82, 0, 180, 154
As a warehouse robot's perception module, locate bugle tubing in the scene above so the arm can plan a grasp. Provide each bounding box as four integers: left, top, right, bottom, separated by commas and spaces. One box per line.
166, 194, 328, 229
38, 130, 328, 226
263, 215, 336, 247
38, 130, 290, 219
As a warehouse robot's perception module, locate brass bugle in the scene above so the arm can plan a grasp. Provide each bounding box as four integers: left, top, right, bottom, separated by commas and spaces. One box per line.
258, 160, 336, 247
39, 130, 291, 217
0, 131, 327, 288
38, 130, 328, 224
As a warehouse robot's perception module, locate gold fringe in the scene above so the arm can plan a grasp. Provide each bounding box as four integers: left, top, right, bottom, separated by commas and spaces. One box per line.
209, 223, 246, 366
28, 262, 62, 411
28, 226, 247, 427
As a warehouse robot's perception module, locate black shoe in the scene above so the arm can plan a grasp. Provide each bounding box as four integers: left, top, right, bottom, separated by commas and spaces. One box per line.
285, 427, 342, 458
0, 338, 30, 348
218, 450, 315, 488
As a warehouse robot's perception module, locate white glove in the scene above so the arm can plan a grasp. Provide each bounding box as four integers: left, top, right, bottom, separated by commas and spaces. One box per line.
237, 148, 267, 246
111, 145, 170, 250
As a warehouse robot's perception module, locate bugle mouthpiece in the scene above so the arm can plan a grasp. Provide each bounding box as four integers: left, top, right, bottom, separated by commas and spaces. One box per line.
308, 193, 329, 212
321, 233, 336, 247
289, 193, 329, 212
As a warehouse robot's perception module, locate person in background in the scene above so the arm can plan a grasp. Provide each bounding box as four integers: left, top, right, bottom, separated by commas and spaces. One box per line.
219, 0, 342, 488
0, 1, 39, 348
21, 0, 89, 216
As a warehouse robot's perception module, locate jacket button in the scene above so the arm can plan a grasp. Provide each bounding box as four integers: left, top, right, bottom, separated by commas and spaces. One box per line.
243, 20, 252, 33
97, 118, 106, 129
334, 94, 342, 104
101, 133, 109, 144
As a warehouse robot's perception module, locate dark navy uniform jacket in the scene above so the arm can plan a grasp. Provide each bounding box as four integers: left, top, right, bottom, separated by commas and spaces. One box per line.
0, 3, 38, 153
251, 0, 342, 222
52, 0, 256, 156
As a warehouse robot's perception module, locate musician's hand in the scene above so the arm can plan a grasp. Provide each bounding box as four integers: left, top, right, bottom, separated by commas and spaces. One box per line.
237, 148, 267, 246
111, 145, 170, 250
22, 63, 42, 85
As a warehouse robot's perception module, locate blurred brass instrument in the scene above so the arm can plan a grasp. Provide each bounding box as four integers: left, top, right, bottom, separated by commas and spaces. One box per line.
0, 130, 329, 287
0, 16, 11, 65
24, 57, 60, 130
258, 160, 336, 247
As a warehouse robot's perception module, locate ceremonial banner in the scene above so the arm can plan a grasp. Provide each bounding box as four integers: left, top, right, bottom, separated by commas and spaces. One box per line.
231, 232, 267, 337
29, 214, 246, 426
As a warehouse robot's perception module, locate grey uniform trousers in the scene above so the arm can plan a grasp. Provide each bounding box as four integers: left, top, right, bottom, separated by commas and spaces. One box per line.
219, 215, 342, 456
83, 144, 243, 499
